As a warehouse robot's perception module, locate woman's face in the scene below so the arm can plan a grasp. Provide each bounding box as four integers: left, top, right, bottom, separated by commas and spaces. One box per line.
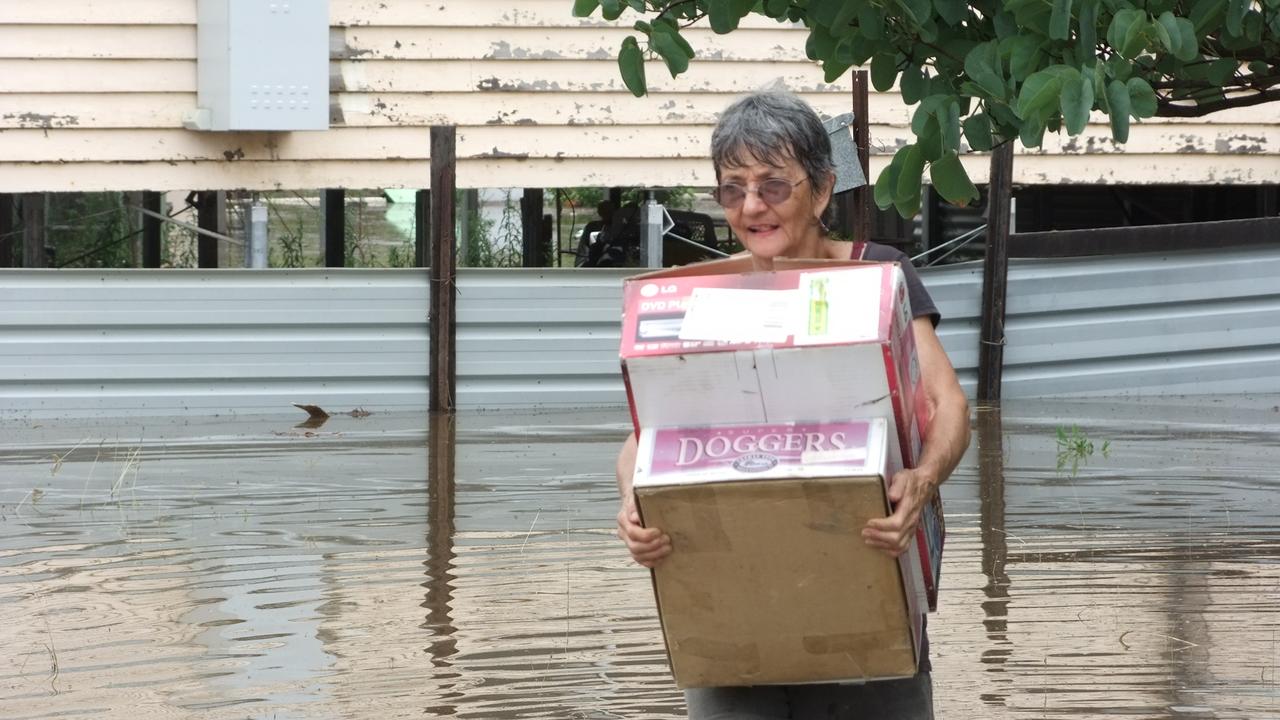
716, 153, 829, 260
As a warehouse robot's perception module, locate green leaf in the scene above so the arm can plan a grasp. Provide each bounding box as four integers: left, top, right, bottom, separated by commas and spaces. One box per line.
1049, 0, 1074, 40
894, 144, 925, 217
1106, 9, 1142, 52
1173, 17, 1199, 61
650, 29, 689, 77
618, 36, 647, 97
808, 0, 843, 26
934, 0, 969, 26
874, 149, 908, 210
572, 0, 600, 17
824, 58, 853, 82
832, 0, 860, 29
1190, 0, 1228, 34
911, 95, 949, 134
1106, 79, 1131, 142
940, 99, 962, 152
708, 0, 739, 34
858, 3, 885, 39
895, 0, 932, 25
1007, 36, 1043, 82
870, 52, 900, 92
1206, 57, 1238, 85
919, 115, 944, 161
963, 112, 994, 151
1016, 70, 1063, 121
1060, 72, 1094, 134
625, 0, 645, 10
1152, 12, 1176, 55
805, 24, 837, 61
1225, 0, 1248, 35
1019, 117, 1047, 148
900, 65, 927, 104
1127, 76, 1157, 118
964, 42, 1006, 100
1076, 0, 1099, 64
764, 0, 790, 18
1154, 12, 1181, 55
1120, 15, 1149, 59
929, 152, 979, 205
600, 0, 624, 21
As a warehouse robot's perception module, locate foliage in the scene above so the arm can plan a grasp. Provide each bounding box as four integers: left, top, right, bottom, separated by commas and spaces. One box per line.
46, 193, 137, 268
575, 0, 1280, 216
1056, 424, 1111, 475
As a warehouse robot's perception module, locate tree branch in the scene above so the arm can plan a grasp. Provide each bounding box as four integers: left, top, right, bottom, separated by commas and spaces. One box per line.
1156, 87, 1280, 116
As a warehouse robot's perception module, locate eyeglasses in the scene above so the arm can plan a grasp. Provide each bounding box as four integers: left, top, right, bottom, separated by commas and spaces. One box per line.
713, 177, 807, 209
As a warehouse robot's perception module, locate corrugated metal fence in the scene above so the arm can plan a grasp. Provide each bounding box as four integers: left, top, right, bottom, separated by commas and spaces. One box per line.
2, 244, 1278, 417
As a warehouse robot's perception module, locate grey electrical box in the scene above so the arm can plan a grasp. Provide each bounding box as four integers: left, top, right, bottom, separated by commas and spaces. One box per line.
186, 0, 330, 131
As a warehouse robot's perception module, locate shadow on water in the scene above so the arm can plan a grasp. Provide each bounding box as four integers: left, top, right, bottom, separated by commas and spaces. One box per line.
1, 399, 1278, 719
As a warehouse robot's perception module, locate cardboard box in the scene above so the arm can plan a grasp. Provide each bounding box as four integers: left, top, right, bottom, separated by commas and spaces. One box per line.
632, 418, 923, 687
620, 258, 944, 613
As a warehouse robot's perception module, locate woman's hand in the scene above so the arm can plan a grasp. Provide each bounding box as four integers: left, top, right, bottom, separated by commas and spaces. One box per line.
616, 495, 671, 568
862, 466, 936, 557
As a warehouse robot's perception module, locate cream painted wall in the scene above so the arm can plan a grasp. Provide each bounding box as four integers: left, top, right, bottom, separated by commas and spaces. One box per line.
0, 0, 1274, 192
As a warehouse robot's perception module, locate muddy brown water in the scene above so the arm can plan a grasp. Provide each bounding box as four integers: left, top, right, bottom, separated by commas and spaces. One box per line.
2, 398, 1278, 719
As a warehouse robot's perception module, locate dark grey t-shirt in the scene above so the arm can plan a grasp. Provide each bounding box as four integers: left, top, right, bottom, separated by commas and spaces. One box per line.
856, 241, 940, 328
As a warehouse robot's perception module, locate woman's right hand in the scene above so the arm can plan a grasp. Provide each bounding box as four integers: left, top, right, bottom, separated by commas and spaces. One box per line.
616, 496, 671, 568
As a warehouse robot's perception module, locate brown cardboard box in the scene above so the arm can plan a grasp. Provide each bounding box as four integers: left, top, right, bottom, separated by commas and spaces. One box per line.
632, 419, 923, 688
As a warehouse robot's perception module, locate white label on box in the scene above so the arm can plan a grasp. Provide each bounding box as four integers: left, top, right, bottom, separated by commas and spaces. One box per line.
678, 288, 798, 344
793, 270, 882, 346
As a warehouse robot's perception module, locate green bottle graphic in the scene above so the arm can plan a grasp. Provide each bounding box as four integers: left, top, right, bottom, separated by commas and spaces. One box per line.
808, 277, 828, 336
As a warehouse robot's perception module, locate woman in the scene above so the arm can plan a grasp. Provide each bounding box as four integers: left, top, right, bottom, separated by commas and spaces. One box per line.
616, 91, 970, 719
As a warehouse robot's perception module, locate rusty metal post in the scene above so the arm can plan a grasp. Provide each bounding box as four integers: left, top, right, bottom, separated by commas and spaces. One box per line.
22, 193, 47, 268
429, 127, 458, 413
850, 70, 872, 244
978, 143, 1015, 402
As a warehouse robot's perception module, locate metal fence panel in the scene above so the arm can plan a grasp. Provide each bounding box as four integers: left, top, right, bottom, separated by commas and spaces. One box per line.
2, 245, 1277, 418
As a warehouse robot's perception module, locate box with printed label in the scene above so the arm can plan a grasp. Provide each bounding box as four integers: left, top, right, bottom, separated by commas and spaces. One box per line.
632, 418, 923, 688
621, 257, 944, 614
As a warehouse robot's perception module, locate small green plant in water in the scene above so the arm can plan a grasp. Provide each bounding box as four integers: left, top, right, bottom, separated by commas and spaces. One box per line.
1055, 425, 1111, 476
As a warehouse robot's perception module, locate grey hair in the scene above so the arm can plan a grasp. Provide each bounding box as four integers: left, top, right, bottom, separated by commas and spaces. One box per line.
711, 91, 835, 199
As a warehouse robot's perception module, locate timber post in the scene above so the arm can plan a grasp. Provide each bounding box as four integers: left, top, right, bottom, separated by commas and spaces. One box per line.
0, 194, 14, 267
324, 189, 346, 268
978, 143, 1015, 403
195, 191, 221, 268
429, 126, 458, 413
142, 191, 163, 268
415, 189, 431, 268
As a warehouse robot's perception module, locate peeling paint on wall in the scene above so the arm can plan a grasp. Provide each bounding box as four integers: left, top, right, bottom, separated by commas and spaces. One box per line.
1215, 135, 1267, 154
3, 113, 80, 129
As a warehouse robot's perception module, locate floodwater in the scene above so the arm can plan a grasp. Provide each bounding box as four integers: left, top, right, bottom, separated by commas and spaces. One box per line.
2, 399, 1278, 719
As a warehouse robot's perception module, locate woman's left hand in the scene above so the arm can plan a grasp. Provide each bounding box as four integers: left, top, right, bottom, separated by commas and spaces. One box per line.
861, 466, 937, 557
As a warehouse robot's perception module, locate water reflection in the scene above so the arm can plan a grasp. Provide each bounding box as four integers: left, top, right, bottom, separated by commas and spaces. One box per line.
976, 405, 1012, 707
1, 401, 1278, 718
424, 412, 460, 715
